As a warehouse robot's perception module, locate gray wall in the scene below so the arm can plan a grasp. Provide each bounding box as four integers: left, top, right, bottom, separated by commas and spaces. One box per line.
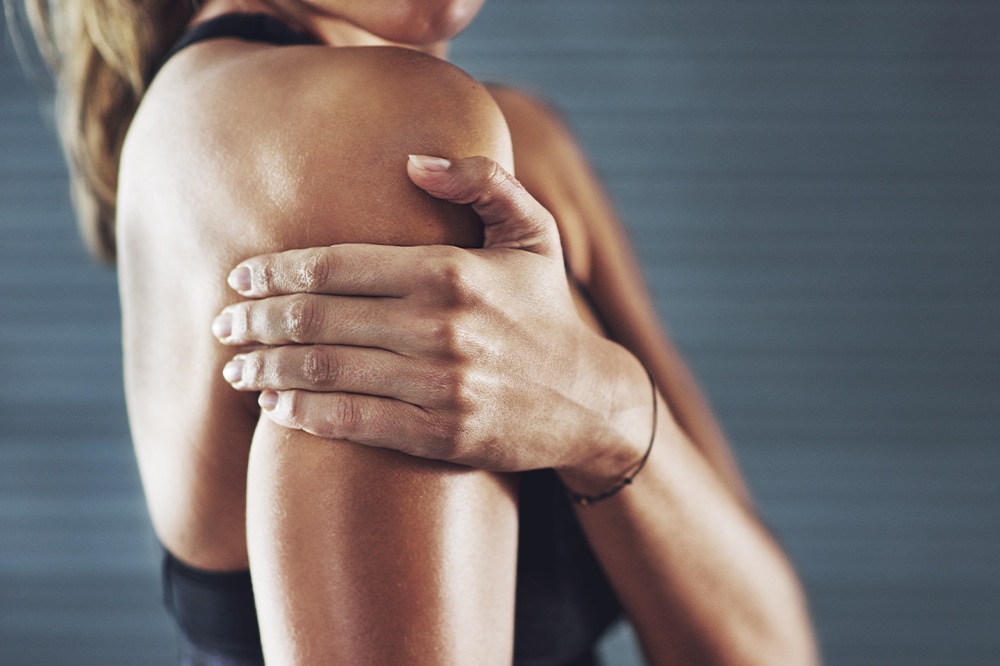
2, 2, 999, 664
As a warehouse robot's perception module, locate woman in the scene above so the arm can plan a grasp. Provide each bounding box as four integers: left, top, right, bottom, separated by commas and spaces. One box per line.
22, 0, 817, 663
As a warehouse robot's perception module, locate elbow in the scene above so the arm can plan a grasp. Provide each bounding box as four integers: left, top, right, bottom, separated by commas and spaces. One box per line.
736, 578, 820, 666
685, 573, 820, 666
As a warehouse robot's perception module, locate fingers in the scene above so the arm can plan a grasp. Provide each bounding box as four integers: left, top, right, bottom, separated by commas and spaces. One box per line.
407, 154, 562, 259
223, 345, 448, 406
225, 154, 560, 302
213, 291, 486, 361
212, 293, 414, 349
259, 390, 460, 463
227, 244, 430, 298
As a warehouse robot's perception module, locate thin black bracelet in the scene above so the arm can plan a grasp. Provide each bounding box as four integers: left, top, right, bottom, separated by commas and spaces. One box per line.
565, 367, 658, 507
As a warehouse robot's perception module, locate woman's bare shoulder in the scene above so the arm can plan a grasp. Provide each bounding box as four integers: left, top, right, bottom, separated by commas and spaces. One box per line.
143, 43, 509, 147
485, 85, 576, 157
119, 43, 512, 252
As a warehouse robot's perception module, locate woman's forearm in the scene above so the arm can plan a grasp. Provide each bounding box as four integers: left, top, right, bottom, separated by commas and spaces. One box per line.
563, 353, 818, 666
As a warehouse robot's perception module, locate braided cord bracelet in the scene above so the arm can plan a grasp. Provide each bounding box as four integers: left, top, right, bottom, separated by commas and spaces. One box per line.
564, 367, 658, 507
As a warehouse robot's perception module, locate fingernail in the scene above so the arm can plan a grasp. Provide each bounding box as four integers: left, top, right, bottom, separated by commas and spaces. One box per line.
223, 357, 244, 383
259, 390, 278, 411
212, 312, 233, 339
228, 266, 252, 293
409, 154, 451, 172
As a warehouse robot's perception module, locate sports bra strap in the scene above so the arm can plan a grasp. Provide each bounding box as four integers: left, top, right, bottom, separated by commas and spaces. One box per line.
154, 13, 321, 79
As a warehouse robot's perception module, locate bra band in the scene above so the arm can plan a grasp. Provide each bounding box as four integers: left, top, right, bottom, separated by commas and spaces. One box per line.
162, 549, 263, 662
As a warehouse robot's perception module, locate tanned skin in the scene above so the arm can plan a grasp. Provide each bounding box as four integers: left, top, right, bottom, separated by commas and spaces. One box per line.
118, 0, 818, 663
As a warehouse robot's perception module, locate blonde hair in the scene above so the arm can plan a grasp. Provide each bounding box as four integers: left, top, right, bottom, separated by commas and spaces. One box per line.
12, 1, 194, 262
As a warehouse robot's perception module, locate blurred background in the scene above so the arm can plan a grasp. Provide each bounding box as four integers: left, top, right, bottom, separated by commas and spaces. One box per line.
2, 1, 999, 664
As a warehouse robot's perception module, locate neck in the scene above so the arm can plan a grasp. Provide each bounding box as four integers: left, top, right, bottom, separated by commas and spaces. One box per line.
193, 0, 451, 58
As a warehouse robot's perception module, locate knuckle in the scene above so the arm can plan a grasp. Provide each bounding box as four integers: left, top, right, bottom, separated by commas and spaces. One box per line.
423, 311, 486, 362
433, 372, 481, 463
485, 158, 507, 189
485, 160, 524, 206
441, 366, 476, 413
301, 348, 337, 386
241, 351, 266, 386
281, 391, 304, 428
255, 262, 276, 293
477, 160, 531, 222
331, 395, 364, 436
428, 252, 480, 307
281, 391, 342, 440
467, 155, 506, 190
429, 253, 463, 293
298, 250, 331, 292
284, 294, 321, 342
438, 420, 477, 465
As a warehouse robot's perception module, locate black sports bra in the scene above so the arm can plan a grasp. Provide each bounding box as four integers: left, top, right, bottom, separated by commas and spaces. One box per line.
154, 13, 320, 78
156, 14, 622, 666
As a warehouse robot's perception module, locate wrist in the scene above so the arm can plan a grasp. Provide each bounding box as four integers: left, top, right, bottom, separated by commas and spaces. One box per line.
556, 341, 657, 497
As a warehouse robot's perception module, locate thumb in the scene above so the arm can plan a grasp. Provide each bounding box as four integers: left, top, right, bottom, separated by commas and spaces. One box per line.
407, 154, 562, 258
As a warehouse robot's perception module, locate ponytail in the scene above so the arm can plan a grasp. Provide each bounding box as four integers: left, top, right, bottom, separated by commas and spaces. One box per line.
11, 1, 193, 262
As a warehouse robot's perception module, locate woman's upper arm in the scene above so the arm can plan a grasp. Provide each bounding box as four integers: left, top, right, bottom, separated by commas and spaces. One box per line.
115, 43, 516, 567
